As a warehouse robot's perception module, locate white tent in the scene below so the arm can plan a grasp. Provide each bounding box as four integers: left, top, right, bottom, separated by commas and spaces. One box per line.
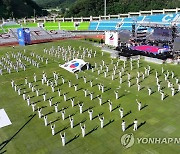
60, 59, 88, 73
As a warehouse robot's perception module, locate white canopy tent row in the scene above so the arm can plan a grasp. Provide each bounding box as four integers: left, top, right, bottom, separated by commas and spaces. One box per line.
60, 59, 89, 73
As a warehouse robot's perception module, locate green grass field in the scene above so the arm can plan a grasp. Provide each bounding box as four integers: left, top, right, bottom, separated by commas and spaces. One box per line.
2, 25, 21, 33
77, 22, 90, 30
22, 23, 38, 28
1, 23, 37, 33
45, 22, 90, 30
0, 40, 180, 154
60, 22, 75, 30
44, 22, 59, 30
1, 22, 90, 32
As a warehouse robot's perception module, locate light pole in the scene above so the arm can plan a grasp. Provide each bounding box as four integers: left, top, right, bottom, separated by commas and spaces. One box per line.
104, 0, 106, 17
34, 9, 36, 18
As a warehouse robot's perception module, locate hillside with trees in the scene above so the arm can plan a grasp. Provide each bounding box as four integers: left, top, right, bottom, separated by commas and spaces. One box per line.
65, 0, 180, 17
0, 0, 47, 19
1, 0, 180, 19
33, 0, 180, 17
33, 0, 76, 8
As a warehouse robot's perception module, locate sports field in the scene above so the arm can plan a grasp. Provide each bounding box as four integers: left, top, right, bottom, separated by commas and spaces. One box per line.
0, 39, 180, 154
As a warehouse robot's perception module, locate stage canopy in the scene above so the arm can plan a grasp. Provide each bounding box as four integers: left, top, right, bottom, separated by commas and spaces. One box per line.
60, 59, 88, 73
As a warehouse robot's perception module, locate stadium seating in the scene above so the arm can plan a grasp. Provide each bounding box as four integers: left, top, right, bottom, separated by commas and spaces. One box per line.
88, 13, 180, 31
1, 13, 180, 33
3, 25, 21, 33
10, 27, 51, 41
48, 30, 75, 39
2, 27, 76, 45
77, 22, 90, 30
0, 32, 17, 44
119, 23, 133, 31
1, 13, 180, 39
88, 22, 99, 30
44, 22, 59, 30
43, 22, 90, 31
60, 22, 75, 30
22, 23, 38, 28
143, 14, 175, 23
97, 20, 118, 30
0, 23, 37, 34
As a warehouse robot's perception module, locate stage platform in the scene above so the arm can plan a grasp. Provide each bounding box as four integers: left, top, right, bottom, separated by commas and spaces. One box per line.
131, 45, 170, 54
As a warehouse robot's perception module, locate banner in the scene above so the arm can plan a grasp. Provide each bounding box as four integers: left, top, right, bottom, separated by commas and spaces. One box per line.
17, 28, 31, 46
105, 31, 120, 47
24, 28, 31, 44
17, 28, 25, 45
